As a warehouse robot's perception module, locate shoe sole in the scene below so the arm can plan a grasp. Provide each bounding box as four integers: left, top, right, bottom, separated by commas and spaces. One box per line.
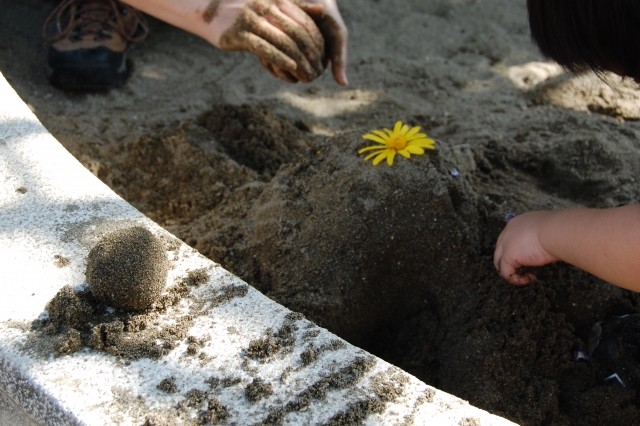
46, 47, 128, 90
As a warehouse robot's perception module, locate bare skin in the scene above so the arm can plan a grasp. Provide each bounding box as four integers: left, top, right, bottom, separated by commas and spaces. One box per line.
266, 0, 349, 85
206, 0, 325, 83
121, 0, 347, 85
494, 206, 640, 293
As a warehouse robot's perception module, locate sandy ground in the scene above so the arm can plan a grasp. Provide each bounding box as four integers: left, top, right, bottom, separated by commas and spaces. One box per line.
3, 0, 640, 424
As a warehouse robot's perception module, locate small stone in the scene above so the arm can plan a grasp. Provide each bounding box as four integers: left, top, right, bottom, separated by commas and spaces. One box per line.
86, 227, 168, 311
505, 213, 516, 222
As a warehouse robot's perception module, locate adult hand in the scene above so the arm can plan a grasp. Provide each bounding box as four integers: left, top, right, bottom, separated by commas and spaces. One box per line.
264, 0, 348, 85
493, 211, 559, 285
294, 0, 348, 85
206, 0, 326, 83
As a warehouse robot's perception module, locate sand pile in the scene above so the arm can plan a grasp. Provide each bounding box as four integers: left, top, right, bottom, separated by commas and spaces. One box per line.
94, 104, 640, 425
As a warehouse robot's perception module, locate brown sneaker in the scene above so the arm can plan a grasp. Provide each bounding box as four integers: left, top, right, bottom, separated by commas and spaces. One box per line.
43, 0, 148, 90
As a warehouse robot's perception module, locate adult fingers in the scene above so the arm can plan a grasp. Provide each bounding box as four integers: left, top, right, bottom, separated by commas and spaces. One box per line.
263, 5, 324, 76
297, 2, 349, 86
231, 31, 299, 75
269, 0, 325, 71
250, 16, 317, 81
274, 67, 300, 83
260, 59, 280, 79
275, 0, 325, 58
325, 21, 348, 86
260, 58, 299, 82
273, 63, 300, 84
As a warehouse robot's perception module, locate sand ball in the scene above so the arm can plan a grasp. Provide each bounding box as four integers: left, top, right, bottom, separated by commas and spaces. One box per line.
86, 227, 168, 311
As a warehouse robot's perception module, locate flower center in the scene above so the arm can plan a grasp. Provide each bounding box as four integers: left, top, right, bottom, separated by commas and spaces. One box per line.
387, 135, 407, 151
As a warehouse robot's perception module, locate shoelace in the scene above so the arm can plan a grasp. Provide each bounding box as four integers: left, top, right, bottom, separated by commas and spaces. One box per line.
43, 0, 148, 43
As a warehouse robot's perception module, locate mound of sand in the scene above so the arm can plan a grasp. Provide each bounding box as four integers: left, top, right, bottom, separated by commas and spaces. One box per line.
97, 104, 640, 425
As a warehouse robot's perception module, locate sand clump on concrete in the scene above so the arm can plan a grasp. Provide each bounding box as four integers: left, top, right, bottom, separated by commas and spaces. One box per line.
40, 280, 194, 360
144, 386, 230, 426
244, 378, 273, 403
86, 227, 169, 311
39, 246, 249, 360
260, 356, 377, 424
186, 268, 210, 286
53, 254, 70, 268
157, 377, 179, 394
246, 315, 300, 360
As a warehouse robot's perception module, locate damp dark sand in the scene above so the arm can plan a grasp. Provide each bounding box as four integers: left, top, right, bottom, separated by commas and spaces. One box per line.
3, 0, 640, 424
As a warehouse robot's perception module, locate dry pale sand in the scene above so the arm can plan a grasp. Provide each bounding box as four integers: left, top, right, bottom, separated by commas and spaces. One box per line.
3, 0, 640, 424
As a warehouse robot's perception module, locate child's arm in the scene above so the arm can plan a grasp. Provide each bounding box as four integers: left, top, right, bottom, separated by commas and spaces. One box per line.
494, 205, 640, 292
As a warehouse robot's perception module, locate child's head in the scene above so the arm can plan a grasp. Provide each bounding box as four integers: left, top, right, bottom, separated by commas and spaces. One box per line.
527, 0, 640, 81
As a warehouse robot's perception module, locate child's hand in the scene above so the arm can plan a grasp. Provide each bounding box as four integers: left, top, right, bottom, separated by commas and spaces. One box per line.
493, 211, 559, 285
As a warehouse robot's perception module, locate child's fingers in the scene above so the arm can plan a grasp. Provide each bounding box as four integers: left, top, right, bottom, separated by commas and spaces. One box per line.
510, 271, 537, 285
497, 257, 536, 285
493, 245, 504, 271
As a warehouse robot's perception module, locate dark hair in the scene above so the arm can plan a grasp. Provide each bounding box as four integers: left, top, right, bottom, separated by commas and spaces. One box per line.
527, 0, 640, 80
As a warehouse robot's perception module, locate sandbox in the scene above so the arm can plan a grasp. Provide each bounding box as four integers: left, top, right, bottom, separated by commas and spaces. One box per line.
3, 0, 640, 424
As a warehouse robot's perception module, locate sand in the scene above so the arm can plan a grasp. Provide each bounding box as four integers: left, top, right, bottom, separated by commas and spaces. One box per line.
86, 226, 169, 311
3, 0, 640, 424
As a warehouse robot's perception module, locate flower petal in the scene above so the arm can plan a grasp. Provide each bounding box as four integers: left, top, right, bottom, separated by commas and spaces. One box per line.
372, 130, 389, 140
387, 150, 397, 165
359, 145, 386, 154
406, 126, 421, 139
398, 149, 411, 158
406, 145, 425, 155
400, 124, 410, 136
383, 128, 394, 137
364, 151, 383, 161
408, 138, 436, 149
393, 121, 403, 134
406, 133, 428, 141
363, 134, 387, 144
372, 150, 390, 165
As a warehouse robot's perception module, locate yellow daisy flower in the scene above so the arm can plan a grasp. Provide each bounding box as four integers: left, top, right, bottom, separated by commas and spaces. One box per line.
359, 121, 436, 166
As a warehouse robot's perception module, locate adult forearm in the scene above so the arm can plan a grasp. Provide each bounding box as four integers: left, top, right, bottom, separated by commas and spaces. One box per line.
120, 0, 215, 44
539, 205, 640, 291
